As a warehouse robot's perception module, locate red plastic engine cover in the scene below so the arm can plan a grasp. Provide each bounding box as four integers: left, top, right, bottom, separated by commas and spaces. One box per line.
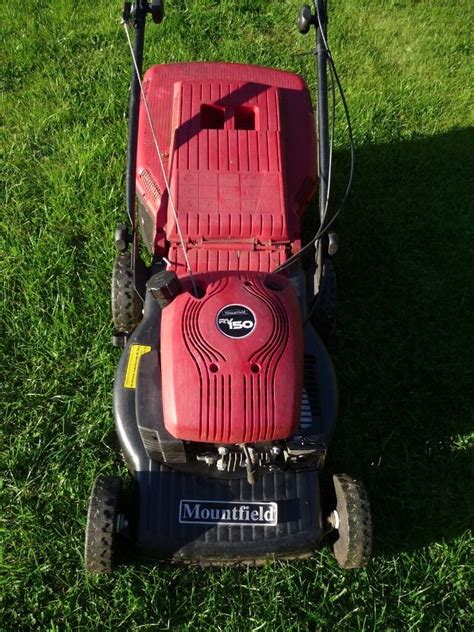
160, 273, 303, 444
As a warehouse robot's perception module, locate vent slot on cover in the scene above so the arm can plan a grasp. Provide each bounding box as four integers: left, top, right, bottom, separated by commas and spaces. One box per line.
140, 168, 162, 200
234, 105, 255, 130
200, 104, 225, 129
200, 104, 257, 130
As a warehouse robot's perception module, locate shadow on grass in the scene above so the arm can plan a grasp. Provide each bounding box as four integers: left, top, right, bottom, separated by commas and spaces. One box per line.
323, 127, 473, 555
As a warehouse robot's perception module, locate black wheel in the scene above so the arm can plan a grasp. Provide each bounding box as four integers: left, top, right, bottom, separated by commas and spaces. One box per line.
84, 476, 122, 574
311, 259, 336, 338
328, 473, 372, 569
151, 0, 165, 24
111, 252, 142, 334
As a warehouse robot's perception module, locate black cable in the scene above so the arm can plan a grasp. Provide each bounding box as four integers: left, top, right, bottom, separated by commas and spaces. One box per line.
321, 56, 336, 226
274, 1, 355, 274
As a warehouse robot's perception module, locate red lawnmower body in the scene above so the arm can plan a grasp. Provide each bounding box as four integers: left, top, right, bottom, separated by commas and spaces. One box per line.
136, 62, 316, 445
85, 4, 373, 573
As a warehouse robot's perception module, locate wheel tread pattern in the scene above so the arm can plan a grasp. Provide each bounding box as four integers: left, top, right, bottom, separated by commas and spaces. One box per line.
332, 473, 372, 569
84, 476, 121, 574
112, 252, 142, 333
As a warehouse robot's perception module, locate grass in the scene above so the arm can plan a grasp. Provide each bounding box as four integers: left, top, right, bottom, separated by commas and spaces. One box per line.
1, 0, 473, 629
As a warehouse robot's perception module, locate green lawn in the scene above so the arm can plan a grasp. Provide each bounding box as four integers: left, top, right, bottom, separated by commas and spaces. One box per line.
1, 1, 473, 629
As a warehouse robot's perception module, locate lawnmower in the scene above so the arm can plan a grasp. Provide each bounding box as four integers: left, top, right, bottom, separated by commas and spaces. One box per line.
85, 0, 372, 572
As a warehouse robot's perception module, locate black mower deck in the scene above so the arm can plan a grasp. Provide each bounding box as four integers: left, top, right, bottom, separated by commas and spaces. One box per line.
131, 466, 322, 563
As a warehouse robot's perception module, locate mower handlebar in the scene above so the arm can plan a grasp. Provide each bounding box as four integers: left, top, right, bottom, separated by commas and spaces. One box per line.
123, 1, 164, 25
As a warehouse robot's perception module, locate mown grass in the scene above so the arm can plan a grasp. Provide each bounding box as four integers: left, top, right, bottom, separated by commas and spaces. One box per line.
1, 1, 473, 630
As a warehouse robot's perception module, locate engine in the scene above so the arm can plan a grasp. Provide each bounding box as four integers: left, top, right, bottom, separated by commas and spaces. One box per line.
160, 272, 303, 445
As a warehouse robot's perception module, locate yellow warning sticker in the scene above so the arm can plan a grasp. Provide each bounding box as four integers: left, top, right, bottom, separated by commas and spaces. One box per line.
124, 344, 152, 389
